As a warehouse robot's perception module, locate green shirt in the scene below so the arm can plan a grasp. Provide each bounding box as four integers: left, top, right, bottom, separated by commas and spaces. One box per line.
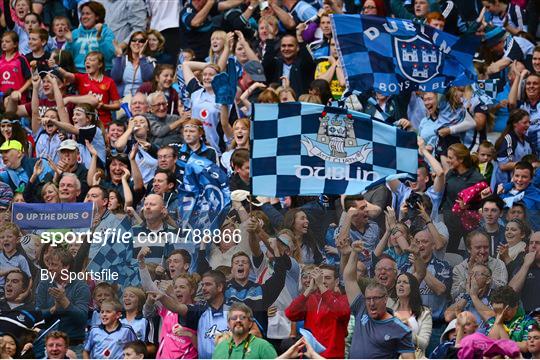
212, 335, 277, 359
485, 308, 537, 342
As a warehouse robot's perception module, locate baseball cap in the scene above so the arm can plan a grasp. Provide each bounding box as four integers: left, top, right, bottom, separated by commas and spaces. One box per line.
244, 60, 266, 82
57, 139, 79, 152
0, 140, 23, 152
484, 27, 507, 47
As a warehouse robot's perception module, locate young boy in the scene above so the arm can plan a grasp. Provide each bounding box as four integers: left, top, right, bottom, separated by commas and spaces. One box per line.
83, 300, 137, 359
476, 140, 495, 184
51, 16, 71, 50
122, 341, 147, 359
0, 223, 32, 297
229, 148, 250, 191
25, 28, 51, 73
89, 282, 118, 327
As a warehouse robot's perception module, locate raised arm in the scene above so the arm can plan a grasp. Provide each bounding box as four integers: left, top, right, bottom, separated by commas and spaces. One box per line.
31, 74, 41, 135
191, 0, 217, 28
268, 0, 296, 29
509, 252, 535, 293
220, 104, 234, 140
419, 137, 445, 193
508, 69, 527, 109
182, 61, 208, 87
343, 242, 362, 305
114, 120, 134, 151
121, 168, 134, 207
129, 143, 144, 192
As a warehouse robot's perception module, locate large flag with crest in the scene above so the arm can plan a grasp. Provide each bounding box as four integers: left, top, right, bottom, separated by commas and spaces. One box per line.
178, 154, 231, 230
331, 14, 479, 95
251, 103, 418, 197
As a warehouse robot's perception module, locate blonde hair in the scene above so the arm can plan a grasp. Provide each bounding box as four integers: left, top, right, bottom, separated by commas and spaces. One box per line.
209, 30, 227, 63
0, 223, 21, 238
123, 287, 146, 313
230, 118, 250, 149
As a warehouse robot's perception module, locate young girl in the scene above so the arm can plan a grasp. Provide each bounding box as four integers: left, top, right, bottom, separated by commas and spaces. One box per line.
176, 118, 218, 180
475, 140, 495, 184
114, 115, 158, 184
46, 103, 107, 168
434, 86, 477, 153
494, 108, 532, 185
31, 73, 63, 162
121, 287, 149, 342
219, 110, 250, 175
0, 31, 31, 101
183, 62, 223, 153
1, 0, 30, 29
58, 51, 121, 127
138, 64, 178, 114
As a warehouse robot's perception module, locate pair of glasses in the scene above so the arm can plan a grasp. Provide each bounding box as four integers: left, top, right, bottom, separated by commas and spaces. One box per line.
131, 38, 146, 44
152, 102, 168, 108
230, 315, 249, 321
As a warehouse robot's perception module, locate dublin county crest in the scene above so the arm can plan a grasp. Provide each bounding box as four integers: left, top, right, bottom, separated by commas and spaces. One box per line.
300, 111, 372, 164
394, 35, 441, 83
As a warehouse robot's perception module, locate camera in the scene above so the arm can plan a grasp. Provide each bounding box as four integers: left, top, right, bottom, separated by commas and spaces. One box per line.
406, 192, 423, 211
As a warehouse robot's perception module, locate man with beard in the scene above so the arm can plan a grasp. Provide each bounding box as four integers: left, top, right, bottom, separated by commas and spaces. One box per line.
343, 241, 415, 359
213, 302, 277, 359
452, 230, 508, 300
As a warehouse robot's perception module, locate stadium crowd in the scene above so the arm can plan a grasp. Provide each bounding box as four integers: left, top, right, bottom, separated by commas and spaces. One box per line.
0, 0, 539, 358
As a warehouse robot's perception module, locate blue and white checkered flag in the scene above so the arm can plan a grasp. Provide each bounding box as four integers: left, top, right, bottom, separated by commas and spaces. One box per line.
331, 14, 479, 95
251, 103, 418, 197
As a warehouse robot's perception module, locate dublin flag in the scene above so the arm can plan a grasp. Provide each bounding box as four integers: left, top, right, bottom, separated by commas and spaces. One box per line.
251, 103, 418, 197
331, 14, 479, 95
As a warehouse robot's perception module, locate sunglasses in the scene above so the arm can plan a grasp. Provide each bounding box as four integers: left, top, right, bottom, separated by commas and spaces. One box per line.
131, 38, 146, 44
